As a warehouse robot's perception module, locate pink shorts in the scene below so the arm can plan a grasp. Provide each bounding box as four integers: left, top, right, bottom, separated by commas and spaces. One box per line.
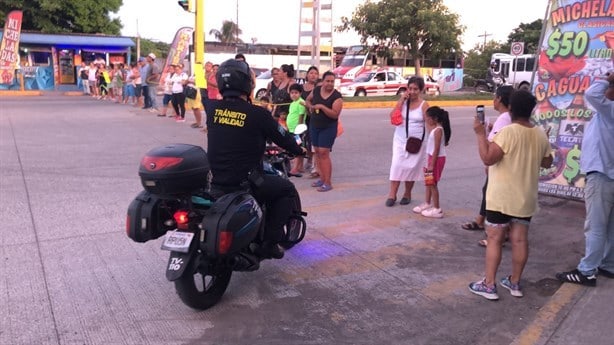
427, 155, 446, 184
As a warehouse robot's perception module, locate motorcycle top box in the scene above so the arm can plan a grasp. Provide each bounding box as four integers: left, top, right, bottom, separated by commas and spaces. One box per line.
139, 144, 210, 195
201, 191, 263, 257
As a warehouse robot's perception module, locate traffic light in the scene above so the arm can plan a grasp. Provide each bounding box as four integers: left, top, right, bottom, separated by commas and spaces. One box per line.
177, 0, 195, 12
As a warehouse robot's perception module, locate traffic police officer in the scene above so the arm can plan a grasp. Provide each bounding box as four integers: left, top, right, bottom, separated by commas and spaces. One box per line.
204, 59, 305, 259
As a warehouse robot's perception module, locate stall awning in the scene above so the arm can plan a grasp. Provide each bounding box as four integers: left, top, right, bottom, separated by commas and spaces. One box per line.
0, 31, 135, 48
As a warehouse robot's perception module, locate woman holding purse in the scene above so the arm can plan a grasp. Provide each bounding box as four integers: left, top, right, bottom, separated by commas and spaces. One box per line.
386, 76, 429, 207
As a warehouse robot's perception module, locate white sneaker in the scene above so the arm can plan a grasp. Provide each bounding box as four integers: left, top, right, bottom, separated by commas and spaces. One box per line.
421, 207, 443, 218
412, 203, 431, 213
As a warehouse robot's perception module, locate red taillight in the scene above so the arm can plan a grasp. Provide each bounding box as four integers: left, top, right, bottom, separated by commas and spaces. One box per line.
141, 156, 184, 171
126, 215, 130, 235
218, 231, 233, 255
173, 210, 189, 229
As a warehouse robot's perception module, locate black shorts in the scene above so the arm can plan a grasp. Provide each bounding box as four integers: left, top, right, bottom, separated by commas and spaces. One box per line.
485, 210, 532, 226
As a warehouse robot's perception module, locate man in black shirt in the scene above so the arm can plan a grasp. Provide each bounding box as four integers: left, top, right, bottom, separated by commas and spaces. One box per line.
204, 59, 305, 259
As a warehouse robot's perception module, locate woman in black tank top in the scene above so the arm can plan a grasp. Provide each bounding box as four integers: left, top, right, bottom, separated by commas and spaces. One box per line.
304, 71, 343, 193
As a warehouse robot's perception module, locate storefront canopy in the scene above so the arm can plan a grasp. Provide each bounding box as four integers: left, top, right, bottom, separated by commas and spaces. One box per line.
0, 31, 135, 47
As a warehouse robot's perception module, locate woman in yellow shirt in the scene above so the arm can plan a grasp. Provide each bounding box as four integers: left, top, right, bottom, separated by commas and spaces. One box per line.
469, 90, 553, 301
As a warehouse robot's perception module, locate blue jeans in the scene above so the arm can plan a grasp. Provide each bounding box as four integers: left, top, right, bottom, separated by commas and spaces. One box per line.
81, 79, 90, 94
142, 85, 151, 108
578, 172, 614, 275
148, 84, 158, 109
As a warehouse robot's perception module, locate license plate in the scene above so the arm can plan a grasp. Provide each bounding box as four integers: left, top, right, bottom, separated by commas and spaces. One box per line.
161, 230, 194, 253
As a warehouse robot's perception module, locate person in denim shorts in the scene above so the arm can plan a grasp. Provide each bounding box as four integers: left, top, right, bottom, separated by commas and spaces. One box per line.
304, 71, 343, 192
468, 90, 553, 300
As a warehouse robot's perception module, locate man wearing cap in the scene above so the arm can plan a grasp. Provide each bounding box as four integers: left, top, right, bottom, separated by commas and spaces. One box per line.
557, 73, 614, 286
146, 53, 161, 113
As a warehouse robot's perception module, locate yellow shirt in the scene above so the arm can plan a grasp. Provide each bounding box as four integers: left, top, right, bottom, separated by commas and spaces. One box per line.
486, 124, 551, 217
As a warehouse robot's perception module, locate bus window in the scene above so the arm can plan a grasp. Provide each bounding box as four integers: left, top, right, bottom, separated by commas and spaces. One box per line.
340, 56, 365, 67
501, 62, 510, 78
515, 58, 526, 72
366, 53, 375, 67
526, 57, 536, 72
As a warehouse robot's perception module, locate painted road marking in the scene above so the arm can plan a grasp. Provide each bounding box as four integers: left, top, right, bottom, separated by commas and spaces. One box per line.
511, 284, 583, 345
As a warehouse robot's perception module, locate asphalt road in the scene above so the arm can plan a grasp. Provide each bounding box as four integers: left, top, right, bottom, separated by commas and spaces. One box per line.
0, 95, 601, 345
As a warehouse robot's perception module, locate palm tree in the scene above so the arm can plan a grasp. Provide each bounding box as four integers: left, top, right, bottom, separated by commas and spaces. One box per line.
209, 20, 243, 45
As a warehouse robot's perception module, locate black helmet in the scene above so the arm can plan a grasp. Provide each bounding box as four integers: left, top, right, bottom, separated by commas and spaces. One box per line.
216, 59, 253, 98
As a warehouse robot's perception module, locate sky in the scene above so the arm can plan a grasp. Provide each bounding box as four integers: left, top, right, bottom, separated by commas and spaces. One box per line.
114, 0, 549, 52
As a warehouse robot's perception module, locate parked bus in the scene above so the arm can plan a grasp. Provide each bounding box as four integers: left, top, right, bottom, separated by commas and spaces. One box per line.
490, 53, 537, 90
332, 45, 464, 92
332, 45, 377, 83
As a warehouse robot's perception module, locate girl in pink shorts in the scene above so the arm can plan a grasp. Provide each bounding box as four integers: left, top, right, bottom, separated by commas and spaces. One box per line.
412, 106, 452, 218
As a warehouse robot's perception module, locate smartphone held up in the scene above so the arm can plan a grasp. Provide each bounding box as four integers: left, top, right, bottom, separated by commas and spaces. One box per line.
476, 105, 485, 124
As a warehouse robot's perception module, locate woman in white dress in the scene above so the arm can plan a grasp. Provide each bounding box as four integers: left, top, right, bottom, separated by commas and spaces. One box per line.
386, 77, 429, 207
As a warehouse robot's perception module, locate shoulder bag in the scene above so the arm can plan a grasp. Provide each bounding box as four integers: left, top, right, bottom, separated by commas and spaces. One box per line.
184, 85, 198, 100
405, 100, 424, 154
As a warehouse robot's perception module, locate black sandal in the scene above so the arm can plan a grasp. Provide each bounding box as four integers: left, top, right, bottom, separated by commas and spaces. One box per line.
461, 221, 485, 231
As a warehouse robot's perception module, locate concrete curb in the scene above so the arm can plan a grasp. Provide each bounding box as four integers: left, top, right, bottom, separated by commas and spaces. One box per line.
343, 99, 486, 109
63, 91, 85, 96
0, 90, 43, 96
2, 90, 487, 108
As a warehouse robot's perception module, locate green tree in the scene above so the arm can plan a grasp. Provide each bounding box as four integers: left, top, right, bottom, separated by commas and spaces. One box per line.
500, 19, 543, 55
337, 0, 463, 74
131, 38, 170, 62
209, 20, 242, 45
0, 0, 122, 35
463, 41, 504, 85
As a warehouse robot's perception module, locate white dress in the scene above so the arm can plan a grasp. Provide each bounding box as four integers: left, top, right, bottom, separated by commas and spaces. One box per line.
389, 101, 428, 181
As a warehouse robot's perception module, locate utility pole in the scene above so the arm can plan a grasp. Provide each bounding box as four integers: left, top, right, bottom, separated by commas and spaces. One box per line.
136, 19, 140, 59
236, 0, 239, 54
478, 31, 492, 52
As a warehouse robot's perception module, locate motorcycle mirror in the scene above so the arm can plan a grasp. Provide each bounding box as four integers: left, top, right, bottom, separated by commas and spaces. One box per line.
294, 124, 308, 135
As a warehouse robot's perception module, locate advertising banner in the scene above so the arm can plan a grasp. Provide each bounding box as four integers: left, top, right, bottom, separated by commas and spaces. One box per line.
534, 0, 613, 200
0, 10, 23, 85
159, 27, 194, 85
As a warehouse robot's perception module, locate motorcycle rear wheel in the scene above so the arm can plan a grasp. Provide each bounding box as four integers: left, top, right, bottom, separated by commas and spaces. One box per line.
280, 193, 306, 249
475, 84, 490, 94
174, 259, 233, 310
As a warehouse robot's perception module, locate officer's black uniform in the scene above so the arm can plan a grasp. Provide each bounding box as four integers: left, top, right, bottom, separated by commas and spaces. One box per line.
203, 97, 304, 248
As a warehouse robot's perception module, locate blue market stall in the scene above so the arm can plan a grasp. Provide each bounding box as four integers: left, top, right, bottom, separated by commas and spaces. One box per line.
0, 31, 135, 90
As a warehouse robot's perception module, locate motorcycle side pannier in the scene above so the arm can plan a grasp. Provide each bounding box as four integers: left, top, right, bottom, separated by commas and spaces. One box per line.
139, 144, 210, 195
201, 192, 262, 256
126, 190, 171, 242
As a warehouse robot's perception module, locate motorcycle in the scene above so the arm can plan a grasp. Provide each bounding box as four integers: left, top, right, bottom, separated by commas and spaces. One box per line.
261, 125, 308, 249
126, 125, 308, 310
474, 75, 505, 94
